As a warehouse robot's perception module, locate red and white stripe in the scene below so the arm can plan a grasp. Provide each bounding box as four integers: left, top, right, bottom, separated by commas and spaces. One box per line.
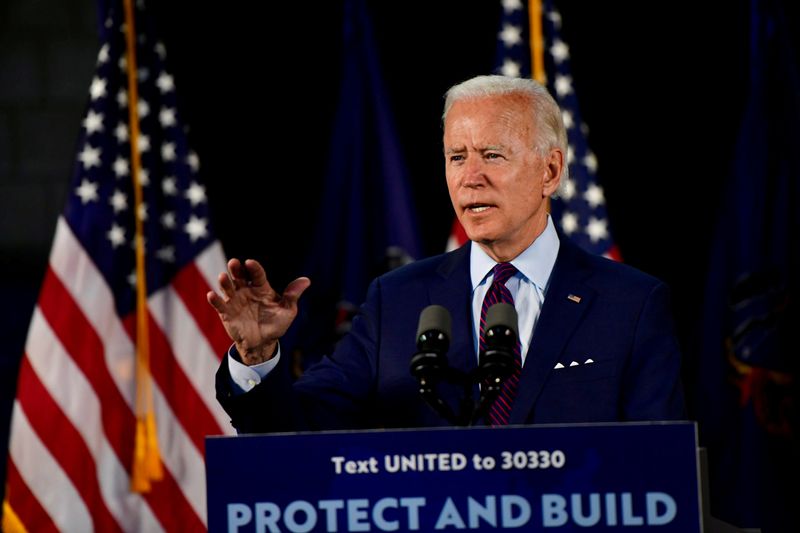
6, 217, 235, 532
445, 219, 469, 252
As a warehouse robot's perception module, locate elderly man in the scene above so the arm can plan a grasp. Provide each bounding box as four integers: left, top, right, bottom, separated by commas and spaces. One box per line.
209, 75, 685, 433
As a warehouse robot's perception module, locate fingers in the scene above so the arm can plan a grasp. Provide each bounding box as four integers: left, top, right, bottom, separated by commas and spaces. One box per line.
243, 259, 268, 287
229, 258, 270, 289
227, 258, 248, 289
282, 277, 311, 308
207, 290, 226, 313
217, 271, 236, 300
213, 258, 305, 310
227, 257, 241, 275
217, 257, 255, 301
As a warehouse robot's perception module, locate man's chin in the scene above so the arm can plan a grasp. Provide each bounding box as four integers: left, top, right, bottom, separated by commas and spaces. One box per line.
462, 229, 497, 246
461, 217, 497, 240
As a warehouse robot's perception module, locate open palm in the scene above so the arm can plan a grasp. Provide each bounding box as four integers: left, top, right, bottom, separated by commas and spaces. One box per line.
207, 258, 310, 365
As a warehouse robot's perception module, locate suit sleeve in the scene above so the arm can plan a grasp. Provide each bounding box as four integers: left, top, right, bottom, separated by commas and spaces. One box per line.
622, 281, 686, 420
215, 278, 383, 433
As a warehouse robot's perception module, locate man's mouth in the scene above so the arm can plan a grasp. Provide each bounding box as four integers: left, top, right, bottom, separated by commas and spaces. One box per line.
466, 203, 494, 214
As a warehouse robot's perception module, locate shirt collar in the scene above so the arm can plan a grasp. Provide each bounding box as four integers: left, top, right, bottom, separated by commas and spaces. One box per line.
470, 215, 560, 292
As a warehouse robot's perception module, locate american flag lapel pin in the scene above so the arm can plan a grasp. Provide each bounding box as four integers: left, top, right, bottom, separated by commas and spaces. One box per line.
567, 294, 582, 304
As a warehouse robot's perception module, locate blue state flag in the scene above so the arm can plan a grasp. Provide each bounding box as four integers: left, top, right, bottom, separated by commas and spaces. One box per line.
695, 0, 800, 529
291, 0, 421, 369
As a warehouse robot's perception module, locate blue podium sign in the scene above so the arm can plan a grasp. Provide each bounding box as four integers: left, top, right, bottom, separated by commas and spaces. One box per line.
206, 422, 701, 532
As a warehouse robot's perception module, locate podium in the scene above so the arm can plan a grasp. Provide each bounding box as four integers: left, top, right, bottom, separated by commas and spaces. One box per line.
206, 422, 703, 532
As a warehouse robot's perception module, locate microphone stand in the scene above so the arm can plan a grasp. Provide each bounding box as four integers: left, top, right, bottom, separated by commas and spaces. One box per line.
410, 303, 518, 427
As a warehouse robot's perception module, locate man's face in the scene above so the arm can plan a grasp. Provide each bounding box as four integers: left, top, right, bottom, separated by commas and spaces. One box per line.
444, 94, 562, 261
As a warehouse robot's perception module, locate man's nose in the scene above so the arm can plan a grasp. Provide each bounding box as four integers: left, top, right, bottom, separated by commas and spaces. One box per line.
462, 156, 487, 187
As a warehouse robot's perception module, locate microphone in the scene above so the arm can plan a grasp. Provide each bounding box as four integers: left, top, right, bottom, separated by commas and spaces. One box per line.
410, 305, 452, 385
473, 303, 519, 423
410, 305, 459, 424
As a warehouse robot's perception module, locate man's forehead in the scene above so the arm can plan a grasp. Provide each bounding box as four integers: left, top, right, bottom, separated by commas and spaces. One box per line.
445, 103, 531, 134
443, 113, 532, 149
448, 93, 532, 117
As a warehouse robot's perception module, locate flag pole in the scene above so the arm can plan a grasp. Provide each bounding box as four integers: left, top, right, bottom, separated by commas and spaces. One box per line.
528, 0, 550, 214
122, 0, 163, 493
2, 501, 27, 533
528, 0, 546, 84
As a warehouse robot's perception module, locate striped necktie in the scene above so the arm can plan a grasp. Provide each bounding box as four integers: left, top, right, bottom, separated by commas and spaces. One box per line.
479, 262, 521, 426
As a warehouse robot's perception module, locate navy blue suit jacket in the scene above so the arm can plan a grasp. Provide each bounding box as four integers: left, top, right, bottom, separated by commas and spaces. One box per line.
216, 239, 685, 433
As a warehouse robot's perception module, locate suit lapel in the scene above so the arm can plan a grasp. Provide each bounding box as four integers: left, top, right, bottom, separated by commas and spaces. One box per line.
428, 243, 475, 377
509, 240, 595, 424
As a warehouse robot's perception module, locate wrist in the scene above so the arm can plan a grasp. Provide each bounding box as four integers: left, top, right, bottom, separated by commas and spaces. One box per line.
237, 340, 278, 366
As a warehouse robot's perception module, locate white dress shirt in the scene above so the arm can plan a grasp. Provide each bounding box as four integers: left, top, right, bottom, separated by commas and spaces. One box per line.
469, 215, 559, 364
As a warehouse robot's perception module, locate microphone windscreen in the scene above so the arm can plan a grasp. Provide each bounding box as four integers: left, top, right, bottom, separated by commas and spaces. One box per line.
416, 304, 452, 341
485, 302, 518, 339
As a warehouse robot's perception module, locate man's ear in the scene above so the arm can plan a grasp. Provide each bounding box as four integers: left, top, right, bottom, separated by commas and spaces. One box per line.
542, 147, 564, 196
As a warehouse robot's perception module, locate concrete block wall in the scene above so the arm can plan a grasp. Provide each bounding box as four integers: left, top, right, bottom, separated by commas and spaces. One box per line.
0, 0, 96, 254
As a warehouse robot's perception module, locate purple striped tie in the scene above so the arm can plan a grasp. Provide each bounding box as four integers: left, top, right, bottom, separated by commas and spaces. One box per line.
479, 262, 521, 426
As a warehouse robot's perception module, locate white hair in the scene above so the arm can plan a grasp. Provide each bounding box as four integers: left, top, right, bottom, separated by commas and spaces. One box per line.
443, 75, 570, 193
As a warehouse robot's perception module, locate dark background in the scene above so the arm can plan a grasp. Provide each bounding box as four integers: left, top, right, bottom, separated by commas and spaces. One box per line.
159, 0, 752, 328
1, 0, 798, 525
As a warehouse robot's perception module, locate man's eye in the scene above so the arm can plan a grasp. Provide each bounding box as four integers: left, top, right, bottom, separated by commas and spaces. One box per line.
449, 155, 464, 162
486, 153, 502, 159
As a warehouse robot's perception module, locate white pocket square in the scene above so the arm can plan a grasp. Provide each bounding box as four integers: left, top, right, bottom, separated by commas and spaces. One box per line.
554, 358, 595, 369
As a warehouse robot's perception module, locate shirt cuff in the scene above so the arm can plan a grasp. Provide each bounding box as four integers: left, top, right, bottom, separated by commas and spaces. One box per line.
227, 343, 281, 394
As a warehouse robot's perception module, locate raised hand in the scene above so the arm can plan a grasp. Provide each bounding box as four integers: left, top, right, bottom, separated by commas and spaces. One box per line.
207, 258, 310, 365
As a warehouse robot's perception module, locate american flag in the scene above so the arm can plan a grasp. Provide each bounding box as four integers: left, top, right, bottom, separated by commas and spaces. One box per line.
3, 1, 233, 531
447, 0, 620, 260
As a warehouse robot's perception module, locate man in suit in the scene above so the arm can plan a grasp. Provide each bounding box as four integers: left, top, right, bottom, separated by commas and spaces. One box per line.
209, 75, 685, 433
